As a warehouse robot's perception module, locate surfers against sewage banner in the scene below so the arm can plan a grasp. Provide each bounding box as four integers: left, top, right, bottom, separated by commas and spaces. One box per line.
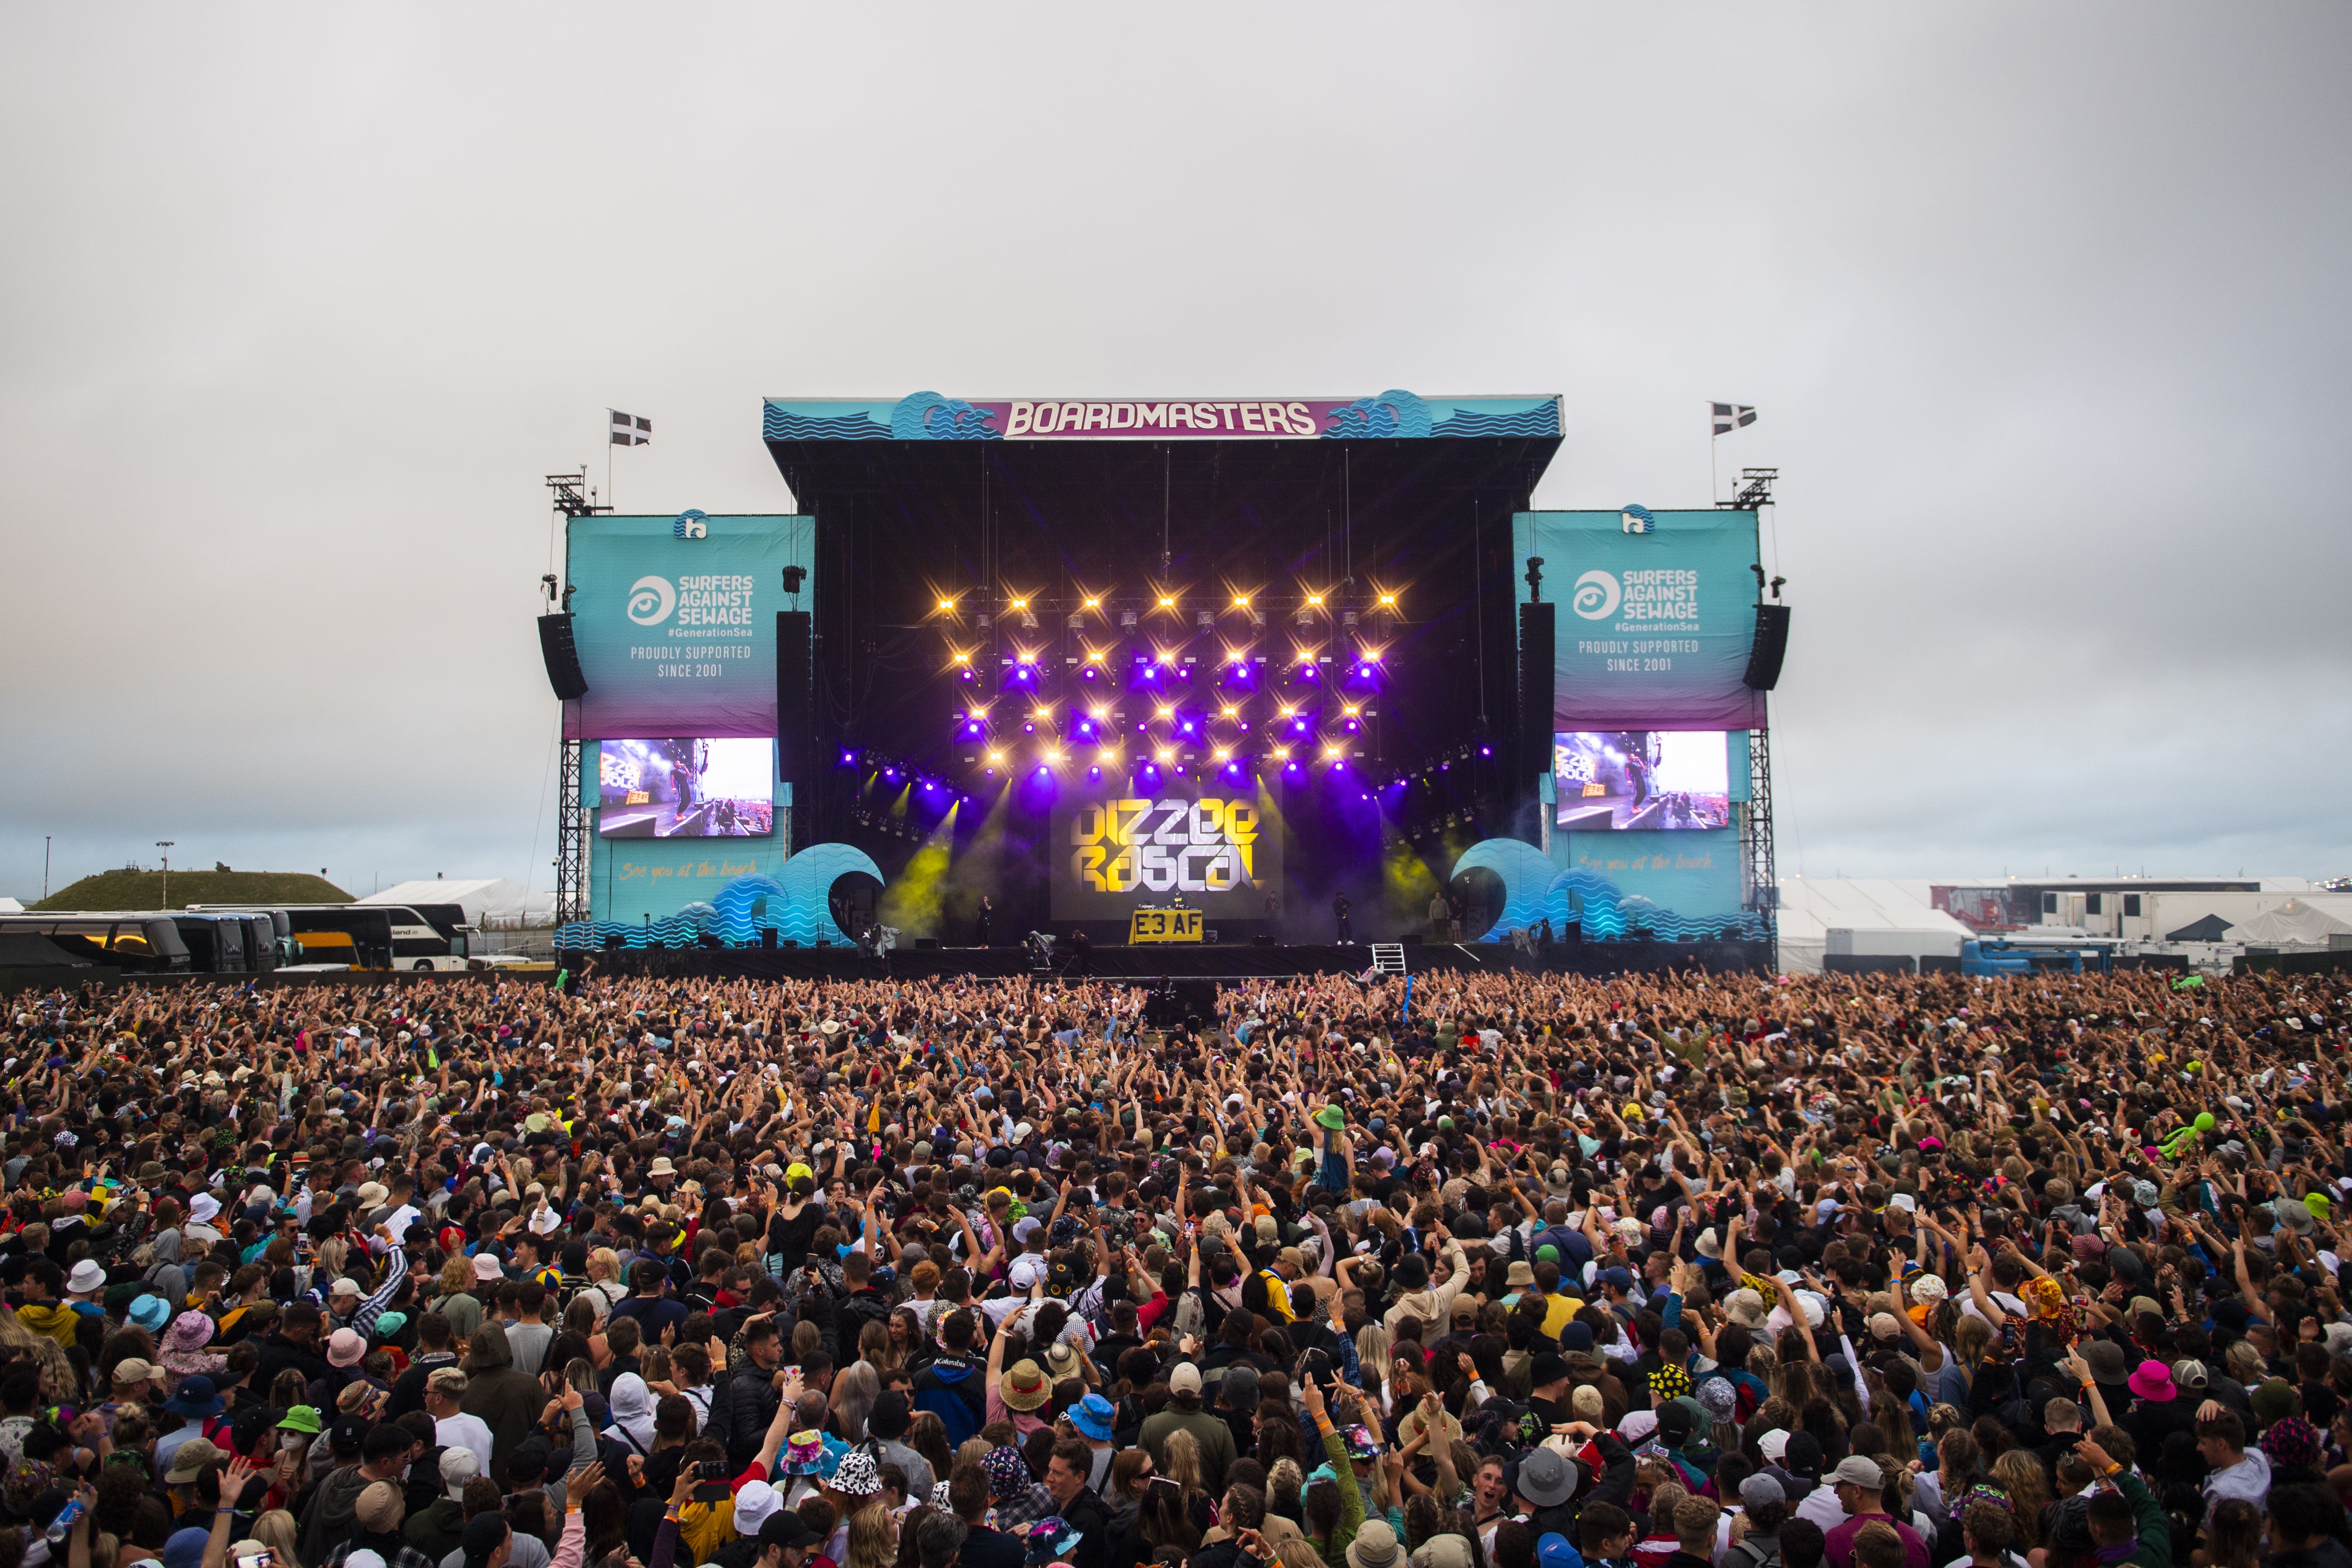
1514, 509, 1766, 732
562, 514, 815, 741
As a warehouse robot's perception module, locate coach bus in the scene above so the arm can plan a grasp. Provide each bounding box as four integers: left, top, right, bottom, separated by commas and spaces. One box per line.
0, 913, 193, 973
190, 902, 473, 970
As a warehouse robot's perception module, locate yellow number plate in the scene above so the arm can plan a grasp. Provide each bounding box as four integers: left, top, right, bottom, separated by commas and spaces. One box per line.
1128, 908, 1204, 944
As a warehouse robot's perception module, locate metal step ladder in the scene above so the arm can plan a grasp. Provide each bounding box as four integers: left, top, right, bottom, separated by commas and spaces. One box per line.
1369, 943, 1408, 976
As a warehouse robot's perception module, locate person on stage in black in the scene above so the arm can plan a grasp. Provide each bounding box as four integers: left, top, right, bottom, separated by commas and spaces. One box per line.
975, 894, 993, 947
1332, 892, 1352, 943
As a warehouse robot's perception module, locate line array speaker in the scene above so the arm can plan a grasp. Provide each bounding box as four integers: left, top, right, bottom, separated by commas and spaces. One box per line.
536, 614, 587, 701
1517, 602, 1556, 767
1743, 604, 1791, 691
776, 611, 813, 783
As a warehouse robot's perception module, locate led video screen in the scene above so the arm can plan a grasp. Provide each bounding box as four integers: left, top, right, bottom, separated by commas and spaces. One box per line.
1049, 794, 1282, 920
1554, 731, 1730, 832
598, 738, 775, 837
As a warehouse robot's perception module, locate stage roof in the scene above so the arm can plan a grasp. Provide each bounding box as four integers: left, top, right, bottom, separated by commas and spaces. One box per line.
760, 391, 1563, 522
756, 389, 1566, 812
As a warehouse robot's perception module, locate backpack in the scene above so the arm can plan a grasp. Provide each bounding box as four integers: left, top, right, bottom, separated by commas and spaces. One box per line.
1732, 1540, 1778, 1568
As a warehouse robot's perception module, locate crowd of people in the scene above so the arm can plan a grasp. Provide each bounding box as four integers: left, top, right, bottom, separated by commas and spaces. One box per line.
0, 962, 2347, 1568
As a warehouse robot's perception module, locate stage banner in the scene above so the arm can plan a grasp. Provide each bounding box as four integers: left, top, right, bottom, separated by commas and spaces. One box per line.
764, 391, 1562, 443
1564, 827, 1747, 923
1050, 790, 1283, 922
563, 515, 814, 741
1513, 510, 1764, 732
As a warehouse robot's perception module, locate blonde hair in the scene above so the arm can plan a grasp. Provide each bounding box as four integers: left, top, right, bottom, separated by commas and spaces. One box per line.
843, 1497, 894, 1568
590, 1247, 623, 1283
1164, 1427, 1203, 1493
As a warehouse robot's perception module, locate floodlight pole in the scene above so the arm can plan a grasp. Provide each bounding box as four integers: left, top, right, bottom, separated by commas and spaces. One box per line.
156, 841, 175, 910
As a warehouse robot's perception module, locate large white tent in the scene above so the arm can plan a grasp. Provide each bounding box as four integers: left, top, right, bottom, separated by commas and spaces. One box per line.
2226, 897, 2352, 949
359, 879, 554, 928
1774, 878, 1975, 975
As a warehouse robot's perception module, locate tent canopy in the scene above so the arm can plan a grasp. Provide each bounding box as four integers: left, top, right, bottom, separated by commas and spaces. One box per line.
2227, 900, 2352, 947
1773, 879, 1975, 974
359, 879, 554, 927
2166, 913, 2236, 943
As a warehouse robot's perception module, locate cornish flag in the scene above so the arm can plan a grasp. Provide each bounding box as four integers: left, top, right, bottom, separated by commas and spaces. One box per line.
610, 410, 652, 446
1710, 403, 1756, 436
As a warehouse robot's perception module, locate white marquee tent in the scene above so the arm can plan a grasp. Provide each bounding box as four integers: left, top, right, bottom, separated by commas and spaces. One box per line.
1774, 878, 1975, 975
359, 879, 554, 928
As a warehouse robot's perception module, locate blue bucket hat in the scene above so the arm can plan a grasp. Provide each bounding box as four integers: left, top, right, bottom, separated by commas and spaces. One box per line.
1068, 1393, 1115, 1442
128, 1294, 172, 1333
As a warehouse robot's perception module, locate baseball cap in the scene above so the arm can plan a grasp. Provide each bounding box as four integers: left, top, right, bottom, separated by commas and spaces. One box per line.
1830, 1455, 1885, 1488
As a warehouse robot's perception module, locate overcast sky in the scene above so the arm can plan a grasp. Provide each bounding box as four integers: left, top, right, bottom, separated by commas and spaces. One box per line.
5, 6, 2347, 901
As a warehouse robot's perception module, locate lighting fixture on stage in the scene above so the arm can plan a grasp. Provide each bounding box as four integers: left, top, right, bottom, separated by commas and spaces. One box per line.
1045, 749, 1062, 764
1278, 703, 1295, 718
1220, 703, 1237, 717
1022, 722, 1035, 734
1295, 607, 1313, 631
937, 597, 956, 613
1377, 592, 1396, 608
1194, 609, 1214, 631
1157, 594, 1176, 609
1156, 703, 1173, 719
1091, 704, 1110, 719
1272, 746, 1289, 761
1119, 609, 1138, 631
1068, 613, 1084, 632
1232, 593, 1250, 608
1155, 747, 1173, 763
988, 751, 1004, 764
1032, 704, 1051, 720
783, 566, 807, 593
1083, 596, 1100, 611
1308, 592, 1325, 608
1214, 747, 1231, 761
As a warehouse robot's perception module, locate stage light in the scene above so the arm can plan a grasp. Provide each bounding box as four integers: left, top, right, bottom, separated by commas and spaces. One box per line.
1179, 721, 1194, 734
1377, 593, 1396, 607
1022, 722, 1035, 733
1157, 594, 1175, 609
1083, 596, 1100, 610
1195, 609, 1213, 630
1220, 703, 1237, 717
1091, 704, 1109, 719
1088, 767, 1101, 779
951, 651, 970, 664
1155, 652, 1171, 665
1278, 703, 1295, 717
1272, 747, 1290, 761
1045, 749, 1062, 764
1480, 745, 1492, 756
885, 767, 899, 778
1156, 703, 1173, 719
1032, 705, 1050, 720
1156, 747, 1173, 763
989, 751, 1004, 763
937, 598, 955, 612
1214, 747, 1231, 761
1308, 592, 1325, 607
1232, 594, 1250, 608
1010, 598, 1027, 610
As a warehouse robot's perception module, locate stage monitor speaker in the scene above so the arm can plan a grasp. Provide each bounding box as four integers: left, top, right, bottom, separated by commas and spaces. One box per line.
776, 611, 813, 782
1743, 604, 1791, 691
537, 614, 588, 701
915, 937, 940, 950
1518, 602, 1556, 769
760, 929, 777, 949
1560, 920, 1583, 944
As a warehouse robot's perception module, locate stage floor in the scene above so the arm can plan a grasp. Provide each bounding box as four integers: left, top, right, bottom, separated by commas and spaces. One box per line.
554, 938, 1773, 981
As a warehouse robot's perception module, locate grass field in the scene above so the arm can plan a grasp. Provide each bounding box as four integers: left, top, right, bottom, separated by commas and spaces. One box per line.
33, 870, 353, 911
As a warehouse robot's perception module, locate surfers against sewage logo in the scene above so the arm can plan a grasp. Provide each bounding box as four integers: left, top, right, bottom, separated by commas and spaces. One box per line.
1572, 568, 1701, 623
626, 574, 756, 629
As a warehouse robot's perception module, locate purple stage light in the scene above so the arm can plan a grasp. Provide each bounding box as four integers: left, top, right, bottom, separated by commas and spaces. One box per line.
1480, 745, 1492, 755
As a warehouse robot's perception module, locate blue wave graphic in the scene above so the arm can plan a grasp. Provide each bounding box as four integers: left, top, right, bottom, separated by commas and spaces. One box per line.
1322, 389, 1432, 439
1435, 408, 1561, 439
1537, 867, 1764, 942
763, 408, 892, 442
891, 392, 1001, 441
559, 843, 888, 950
1449, 836, 1761, 942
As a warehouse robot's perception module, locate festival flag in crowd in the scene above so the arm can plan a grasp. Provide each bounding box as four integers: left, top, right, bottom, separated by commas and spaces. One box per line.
610, 409, 652, 446
1710, 402, 1757, 435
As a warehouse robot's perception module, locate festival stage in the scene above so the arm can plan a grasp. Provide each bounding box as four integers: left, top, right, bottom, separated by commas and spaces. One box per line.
553, 938, 1773, 982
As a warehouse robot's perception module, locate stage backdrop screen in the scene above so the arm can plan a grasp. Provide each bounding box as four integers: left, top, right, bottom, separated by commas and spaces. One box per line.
1553, 731, 1731, 832
598, 738, 776, 838
1049, 793, 1283, 921
1514, 509, 1764, 732
563, 514, 815, 741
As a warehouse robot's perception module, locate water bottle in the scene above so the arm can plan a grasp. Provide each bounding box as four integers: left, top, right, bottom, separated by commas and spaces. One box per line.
45, 1498, 85, 1546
